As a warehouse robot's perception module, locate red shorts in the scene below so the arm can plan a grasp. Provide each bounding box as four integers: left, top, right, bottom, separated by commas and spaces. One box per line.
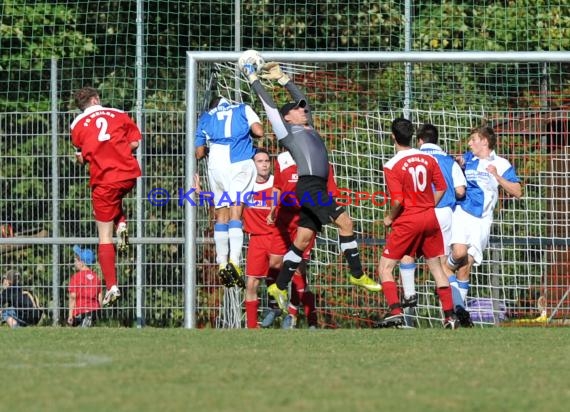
382, 210, 444, 260
91, 179, 136, 222
270, 226, 315, 260
246, 234, 272, 277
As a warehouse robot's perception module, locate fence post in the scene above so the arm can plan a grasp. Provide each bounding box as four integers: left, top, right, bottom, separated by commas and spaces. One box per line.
50, 57, 60, 325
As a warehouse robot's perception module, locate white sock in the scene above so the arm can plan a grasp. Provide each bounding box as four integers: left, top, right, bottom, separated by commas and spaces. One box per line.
213, 223, 229, 266
399, 262, 417, 298
228, 220, 243, 264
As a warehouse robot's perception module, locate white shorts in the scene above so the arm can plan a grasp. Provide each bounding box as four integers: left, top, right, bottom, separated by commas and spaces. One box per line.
449, 205, 491, 265
207, 146, 255, 209
435, 206, 453, 256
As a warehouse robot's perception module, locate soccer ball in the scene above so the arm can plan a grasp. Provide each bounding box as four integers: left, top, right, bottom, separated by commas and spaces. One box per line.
238, 49, 265, 73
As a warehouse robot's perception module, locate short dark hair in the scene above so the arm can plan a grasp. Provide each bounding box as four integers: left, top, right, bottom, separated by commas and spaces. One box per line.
208, 96, 223, 110
417, 123, 438, 144
471, 124, 497, 150
391, 117, 414, 146
254, 147, 270, 157
74, 87, 99, 111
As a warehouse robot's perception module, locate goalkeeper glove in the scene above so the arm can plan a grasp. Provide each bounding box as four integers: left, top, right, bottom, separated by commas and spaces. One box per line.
260, 62, 290, 86
241, 63, 258, 83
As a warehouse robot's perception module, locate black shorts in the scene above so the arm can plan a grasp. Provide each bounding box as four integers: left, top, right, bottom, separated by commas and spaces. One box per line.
296, 176, 345, 232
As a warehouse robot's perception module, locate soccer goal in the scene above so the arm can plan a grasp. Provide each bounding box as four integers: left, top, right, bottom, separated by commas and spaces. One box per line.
186, 51, 570, 328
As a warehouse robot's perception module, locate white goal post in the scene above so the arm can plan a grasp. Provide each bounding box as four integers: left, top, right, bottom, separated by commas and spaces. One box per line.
185, 51, 570, 329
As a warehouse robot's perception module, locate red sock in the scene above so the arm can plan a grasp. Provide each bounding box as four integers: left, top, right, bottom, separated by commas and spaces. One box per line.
303, 290, 316, 323
381, 281, 402, 314
245, 300, 259, 328
292, 272, 306, 301
114, 214, 126, 227
437, 286, 454, 312
98, 243, 117, 289
290, 277, 301, 313
288, 304, 299, 316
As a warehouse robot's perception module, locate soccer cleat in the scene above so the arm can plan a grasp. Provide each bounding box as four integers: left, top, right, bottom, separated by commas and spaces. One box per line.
282, 314, 297, 329
443, 314, 459, 329
218, 264, 234, 288
455, 306, 474, 328
374, 312, 404, 328
116, 222, 129, 254
226, 261, 245, 289
260, 308, 281, 328
267, 284, 289, 312
401, 294, 418, 308
102, 285, 121, 306
349, 274, 382, 292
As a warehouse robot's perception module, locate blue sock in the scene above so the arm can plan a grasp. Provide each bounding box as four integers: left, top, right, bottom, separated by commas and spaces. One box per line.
449, 275, 464, 308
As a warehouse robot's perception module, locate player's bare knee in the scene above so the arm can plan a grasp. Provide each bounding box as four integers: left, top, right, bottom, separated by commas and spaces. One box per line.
401, 255, 415, 264
334, 211, 352, 232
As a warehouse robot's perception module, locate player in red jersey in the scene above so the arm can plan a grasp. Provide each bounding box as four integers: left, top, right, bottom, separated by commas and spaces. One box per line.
68, 245, 103, 327
242, 148, 278, 328
261, 150, 340, 329
70, 87, 142, 306
376, 118, 457, 329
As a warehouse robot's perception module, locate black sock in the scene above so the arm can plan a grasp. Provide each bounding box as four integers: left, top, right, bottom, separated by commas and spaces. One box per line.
276, 245, 303, 290
339, 235, 363, 277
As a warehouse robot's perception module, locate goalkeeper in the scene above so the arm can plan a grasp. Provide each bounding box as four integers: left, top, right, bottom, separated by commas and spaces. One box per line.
241, 59, 381, 311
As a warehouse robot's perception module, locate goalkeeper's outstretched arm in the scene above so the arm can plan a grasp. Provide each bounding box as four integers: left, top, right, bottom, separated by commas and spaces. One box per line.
261, 61, 314, 127
246, 76, 289, 140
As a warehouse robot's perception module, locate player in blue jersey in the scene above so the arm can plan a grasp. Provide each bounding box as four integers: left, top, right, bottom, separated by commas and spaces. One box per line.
398, 124, 466, 321
195, 97, 264, 288
445, 125, 522, 326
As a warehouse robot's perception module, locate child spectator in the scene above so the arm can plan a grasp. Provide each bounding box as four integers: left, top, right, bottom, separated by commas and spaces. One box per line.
68, 245, 103, 327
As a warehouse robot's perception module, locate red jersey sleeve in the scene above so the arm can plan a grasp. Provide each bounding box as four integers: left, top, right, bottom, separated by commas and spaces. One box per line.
123, 114, 143, 143
384, 167, 403, 204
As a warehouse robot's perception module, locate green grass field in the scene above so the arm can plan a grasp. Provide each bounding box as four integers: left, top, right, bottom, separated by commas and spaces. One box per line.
1, 327, 569, 412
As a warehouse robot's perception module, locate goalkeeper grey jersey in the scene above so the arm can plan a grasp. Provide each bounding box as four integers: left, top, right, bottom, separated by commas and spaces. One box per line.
279, 124, 329, 179
252, 80, 330, 179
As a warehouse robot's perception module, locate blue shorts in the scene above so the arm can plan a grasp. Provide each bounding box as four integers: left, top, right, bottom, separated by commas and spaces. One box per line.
2, 308, 25, 326
2, 308, 35, 327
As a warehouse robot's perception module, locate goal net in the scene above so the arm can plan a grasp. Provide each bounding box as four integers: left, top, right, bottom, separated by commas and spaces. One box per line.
190, 51, 570, 328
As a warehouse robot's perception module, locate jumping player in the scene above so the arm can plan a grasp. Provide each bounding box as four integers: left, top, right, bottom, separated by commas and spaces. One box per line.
71, 87, 141, 306
195, 96, 264, 288
241, 59, 381, 312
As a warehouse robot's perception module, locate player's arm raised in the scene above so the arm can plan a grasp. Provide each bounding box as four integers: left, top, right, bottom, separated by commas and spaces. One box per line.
241, 59, 288, 140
